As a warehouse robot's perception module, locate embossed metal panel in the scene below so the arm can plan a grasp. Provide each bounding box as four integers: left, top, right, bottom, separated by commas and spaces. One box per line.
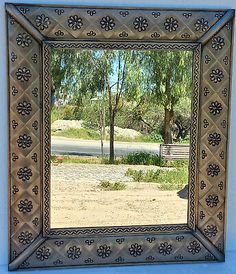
6, 3, 234, 270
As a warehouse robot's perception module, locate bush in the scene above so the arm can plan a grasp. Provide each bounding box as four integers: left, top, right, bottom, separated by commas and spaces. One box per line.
164, 159, 189, 168
142, 131, 164, 143
125, 167, 188, 190
51, 105, 83, 121
121, 152, 165, 166
98, 180, 126, 191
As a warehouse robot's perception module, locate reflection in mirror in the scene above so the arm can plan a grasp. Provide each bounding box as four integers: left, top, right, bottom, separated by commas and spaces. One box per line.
50, 48, 193, 228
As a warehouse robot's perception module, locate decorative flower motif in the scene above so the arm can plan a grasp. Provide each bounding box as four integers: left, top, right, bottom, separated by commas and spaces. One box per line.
194, 18, 209, 32
133, 16, 148, 32
20, 261, 30, 268
67, 245, 81, 260
206, 164, 220, 177
17, 167, 32, 182
208, 132, 221, 146
18, 199, 33, 213
16, 33, 32, 48
164, 17, 179, 32
212, 36, 225, 50
200, 180, 206, 190
18, 231, 33, 245
32, 120, 38, 130
68, 15, 83, 30
17, 134, 32, 149
32, 217, 39, 227
210, 69, 224, 83
97, 244, 112, 258
87, 9, 96, 16
55, 30, 64, 36
11, 52, 17, 62
187, 241, 201, 254
32, 185, 39, 195
87, 30, 96, 37
36, 246, 51, 261
158, 242, 172, 256
120, 11, 129, 17
35, 14, 51, 30
119, 31, 128, 38
206, 194, 219, 208
13, 217, 19, 226
100, 16, 115, 31
12, 185, 19, 194
129, 243, 143, 257
16, 101, 32, 116
204, 225, 218, 238
152, 11, 161, 18
16, 67, 32, 82
208, 101, 222, 115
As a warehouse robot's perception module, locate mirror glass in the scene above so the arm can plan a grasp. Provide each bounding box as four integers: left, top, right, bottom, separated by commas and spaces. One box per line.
50, 48, 193, 228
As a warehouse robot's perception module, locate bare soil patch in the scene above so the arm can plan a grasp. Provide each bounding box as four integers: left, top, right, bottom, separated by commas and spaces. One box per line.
50, 163, 187, 228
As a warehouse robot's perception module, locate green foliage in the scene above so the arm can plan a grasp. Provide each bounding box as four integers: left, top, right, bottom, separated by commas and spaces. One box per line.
145, 51, 193, 109
164, 159, 189, 168
51, 107, 59, 123
142, 131, 164, 143
51, 49, 193, 146
52, 128, 100, 140
125, 167, 188, 190
98, 180, 126, 191
121, 152, 165, 166
101, 158, 121, 165
51, 155, 103, 164
51, 105, 83, 121
52, 126, 164, 143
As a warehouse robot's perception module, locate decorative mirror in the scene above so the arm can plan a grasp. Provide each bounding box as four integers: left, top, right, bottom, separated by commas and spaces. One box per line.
7, 3, 234, 270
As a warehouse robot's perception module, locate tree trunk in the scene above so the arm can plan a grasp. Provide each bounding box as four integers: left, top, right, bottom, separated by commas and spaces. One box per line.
163, 108, 174, 144
108, 84, 115, 164
109, 111, 115, 163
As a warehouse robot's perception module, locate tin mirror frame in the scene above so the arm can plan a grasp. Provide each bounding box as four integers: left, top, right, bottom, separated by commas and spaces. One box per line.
6, 3, 234, 270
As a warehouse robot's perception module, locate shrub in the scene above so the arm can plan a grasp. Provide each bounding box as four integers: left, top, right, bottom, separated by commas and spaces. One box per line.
98, 180, 126, 191
164, 159, 189, 168
125, 167, 188, 190
143, 131, 164, 143
121, 152, 165, 166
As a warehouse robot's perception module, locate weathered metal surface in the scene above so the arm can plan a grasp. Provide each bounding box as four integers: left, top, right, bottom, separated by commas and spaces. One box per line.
6, 3, 234, 270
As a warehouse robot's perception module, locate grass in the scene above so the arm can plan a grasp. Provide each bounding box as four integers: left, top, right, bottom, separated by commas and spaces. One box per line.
51, 153, 189, 168
51, 155, 103, 164
121, 152, 165, 166
51, 127, 164, 143
164, 159, 189, 168
125, 166, 188, 190
98, 180, 126, 191
52, 128, 100, 140
50, 153, 188, 191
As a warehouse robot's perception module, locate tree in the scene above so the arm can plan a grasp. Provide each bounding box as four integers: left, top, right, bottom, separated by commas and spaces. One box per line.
102, 50, 146, 162
145, 50, 192, 144
173, 97, 192, 141
51, 49, 145, 163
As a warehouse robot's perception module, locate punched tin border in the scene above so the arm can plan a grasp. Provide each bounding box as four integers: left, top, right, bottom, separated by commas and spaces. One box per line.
6, 3, 234, 270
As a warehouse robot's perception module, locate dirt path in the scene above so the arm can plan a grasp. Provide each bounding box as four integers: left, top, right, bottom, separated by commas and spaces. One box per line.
50, 164, 188, 228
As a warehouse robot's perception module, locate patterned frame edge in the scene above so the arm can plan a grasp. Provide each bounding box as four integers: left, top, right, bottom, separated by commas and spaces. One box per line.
6, 3, 234, 270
